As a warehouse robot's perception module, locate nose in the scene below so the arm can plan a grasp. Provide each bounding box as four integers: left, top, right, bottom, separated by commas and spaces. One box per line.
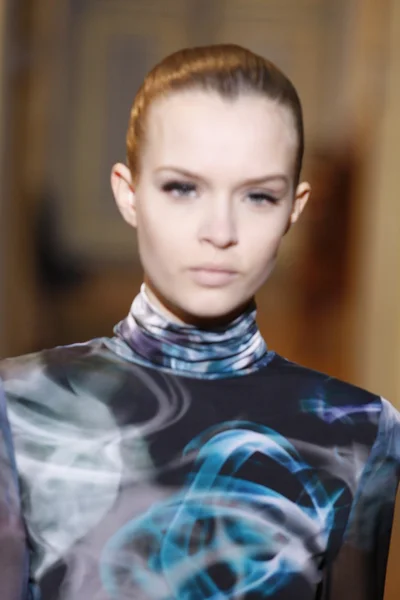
198, 198, 238, 249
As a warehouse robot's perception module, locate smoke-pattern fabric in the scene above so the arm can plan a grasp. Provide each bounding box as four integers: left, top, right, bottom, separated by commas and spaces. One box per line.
0, 292, 399, 599
113, 284, 274, 378
0, 380, 30, 600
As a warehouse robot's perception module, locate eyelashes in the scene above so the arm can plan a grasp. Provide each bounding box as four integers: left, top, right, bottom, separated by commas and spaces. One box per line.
161, 181, 197, 197
247, 192, 279, 205
161, 180, 279, 205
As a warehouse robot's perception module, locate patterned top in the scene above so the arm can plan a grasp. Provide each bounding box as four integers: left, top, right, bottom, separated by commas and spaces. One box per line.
112, 284, 274, 378
0, 288, 399, 600
0, 382, 29, 598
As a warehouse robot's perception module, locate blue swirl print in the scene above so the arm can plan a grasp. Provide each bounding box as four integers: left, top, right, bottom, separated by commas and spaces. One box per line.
100, 422, 344, 599
301, 397, 381, 424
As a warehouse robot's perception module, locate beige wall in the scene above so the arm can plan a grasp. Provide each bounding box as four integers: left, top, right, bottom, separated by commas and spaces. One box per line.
0, 0, 60, 357
352, 0, 400, 406
0, 1, 7, 355
0, 3, 5, 130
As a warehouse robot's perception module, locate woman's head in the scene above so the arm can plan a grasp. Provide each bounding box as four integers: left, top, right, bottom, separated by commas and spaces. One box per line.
127, 44, 304, 186
112, 44, 311, 325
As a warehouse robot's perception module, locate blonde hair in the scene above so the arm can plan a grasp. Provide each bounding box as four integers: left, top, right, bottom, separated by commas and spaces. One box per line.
126, 44, 304, 184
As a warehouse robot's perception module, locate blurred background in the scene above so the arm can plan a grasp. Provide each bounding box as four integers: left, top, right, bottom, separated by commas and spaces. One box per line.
0, 0, 399, 404
0, 0, 400, 594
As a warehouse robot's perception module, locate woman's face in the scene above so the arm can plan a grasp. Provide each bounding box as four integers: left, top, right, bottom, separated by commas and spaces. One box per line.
112, 90, 310, 324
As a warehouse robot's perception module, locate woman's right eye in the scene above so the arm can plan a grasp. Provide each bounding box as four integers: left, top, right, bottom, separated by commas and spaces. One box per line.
161, 181, 197, 197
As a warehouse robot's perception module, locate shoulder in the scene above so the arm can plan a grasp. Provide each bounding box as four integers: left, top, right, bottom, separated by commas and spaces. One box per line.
267, 353, 382, 409
0, 338, 130, 456
269, 355, 400, 493
265, 353, 400, 451
0, 337, 116, 404
0, 337, 114, 373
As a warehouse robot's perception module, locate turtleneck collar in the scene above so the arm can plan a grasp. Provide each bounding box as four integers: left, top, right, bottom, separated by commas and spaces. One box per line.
110, 284, 274, 379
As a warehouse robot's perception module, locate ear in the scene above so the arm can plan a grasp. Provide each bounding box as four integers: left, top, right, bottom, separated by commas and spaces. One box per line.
111, 163, 137, 228
289, 181, 311, 226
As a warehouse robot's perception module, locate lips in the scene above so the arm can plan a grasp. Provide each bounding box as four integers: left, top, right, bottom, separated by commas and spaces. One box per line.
189, 265, 238, 287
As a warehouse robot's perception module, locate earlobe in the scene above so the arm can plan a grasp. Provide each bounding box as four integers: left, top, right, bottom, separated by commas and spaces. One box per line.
111, 163, 137, 228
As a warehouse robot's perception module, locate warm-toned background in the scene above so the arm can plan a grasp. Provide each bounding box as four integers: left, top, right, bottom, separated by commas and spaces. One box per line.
0, 0, 399, 596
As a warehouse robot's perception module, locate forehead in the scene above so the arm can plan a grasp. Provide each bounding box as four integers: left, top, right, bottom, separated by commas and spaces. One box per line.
142, 91, 297, 177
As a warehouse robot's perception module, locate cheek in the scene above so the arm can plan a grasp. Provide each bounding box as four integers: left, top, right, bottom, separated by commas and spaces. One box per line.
244, 234, 283, 289
136, 205, 183, 259
243, 215, 289, 261
248, 239, 281, 273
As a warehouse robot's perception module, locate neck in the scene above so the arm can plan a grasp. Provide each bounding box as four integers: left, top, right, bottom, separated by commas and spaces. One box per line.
144, 277, 253, 329
111, 283, 274, 379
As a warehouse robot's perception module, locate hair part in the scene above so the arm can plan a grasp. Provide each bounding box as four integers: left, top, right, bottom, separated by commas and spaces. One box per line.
127, 44, 304, 186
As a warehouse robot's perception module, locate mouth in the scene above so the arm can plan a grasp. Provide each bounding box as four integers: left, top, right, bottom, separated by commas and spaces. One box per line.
189, 265, 238, 287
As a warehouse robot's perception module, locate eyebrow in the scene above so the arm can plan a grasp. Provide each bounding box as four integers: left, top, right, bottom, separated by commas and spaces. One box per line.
155, 166, 290, 188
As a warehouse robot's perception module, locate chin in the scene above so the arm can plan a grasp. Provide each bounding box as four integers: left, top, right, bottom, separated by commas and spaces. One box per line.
147, 278, 252, 326
179, 292, 249, 325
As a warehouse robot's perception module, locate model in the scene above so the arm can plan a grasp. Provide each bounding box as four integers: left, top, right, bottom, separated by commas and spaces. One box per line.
0, 44, 399, 600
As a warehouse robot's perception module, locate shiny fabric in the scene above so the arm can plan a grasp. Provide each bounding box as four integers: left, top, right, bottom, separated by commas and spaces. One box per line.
0, 381, 30, 600
0, 294, 399, 599
113, 284, 274, 379
1, 341, 399, 599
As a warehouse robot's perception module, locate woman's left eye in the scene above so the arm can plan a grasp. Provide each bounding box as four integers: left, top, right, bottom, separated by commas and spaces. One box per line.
247, 192, 278, 205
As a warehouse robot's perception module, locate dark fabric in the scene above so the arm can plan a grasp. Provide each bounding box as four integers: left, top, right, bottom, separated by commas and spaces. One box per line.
1, 340, 399, 599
